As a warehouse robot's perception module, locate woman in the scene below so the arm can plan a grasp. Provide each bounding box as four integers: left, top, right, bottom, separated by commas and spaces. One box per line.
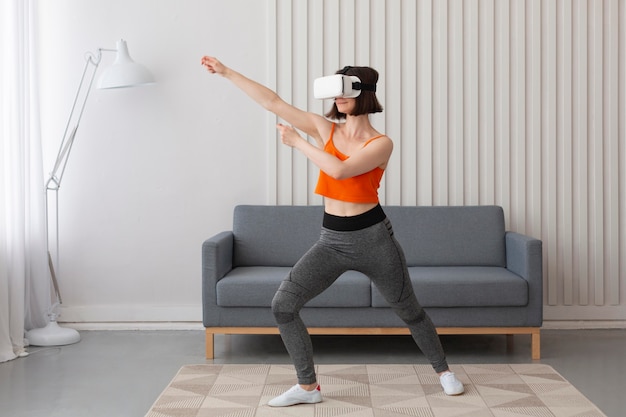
201, 56, 464, 406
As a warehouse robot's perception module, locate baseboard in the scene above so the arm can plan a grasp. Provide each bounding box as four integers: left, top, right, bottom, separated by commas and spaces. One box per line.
541, 320, 626, 330
543, 305, 626, 320
58, 320, 626, 331
56, 304, 202, 323
62, 321, 205, 331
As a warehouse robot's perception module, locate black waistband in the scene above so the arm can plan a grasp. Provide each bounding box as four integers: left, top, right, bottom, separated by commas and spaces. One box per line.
323, 204, 386, 231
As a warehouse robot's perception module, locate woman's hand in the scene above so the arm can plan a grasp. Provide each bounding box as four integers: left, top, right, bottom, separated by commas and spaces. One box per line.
201, 56, 228, 76
276, 123, 304, 148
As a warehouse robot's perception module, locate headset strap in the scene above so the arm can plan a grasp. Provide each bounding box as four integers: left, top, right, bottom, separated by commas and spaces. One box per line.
352, 81, 376, 92
339, 66, 376, 93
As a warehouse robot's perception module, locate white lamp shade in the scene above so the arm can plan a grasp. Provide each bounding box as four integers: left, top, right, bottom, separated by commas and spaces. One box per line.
97, 39, 154, 89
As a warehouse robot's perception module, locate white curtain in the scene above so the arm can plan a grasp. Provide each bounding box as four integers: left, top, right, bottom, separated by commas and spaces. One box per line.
0, 0, 50, 362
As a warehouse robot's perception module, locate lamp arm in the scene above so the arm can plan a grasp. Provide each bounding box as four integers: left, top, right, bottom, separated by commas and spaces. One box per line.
46, 49, 103, 191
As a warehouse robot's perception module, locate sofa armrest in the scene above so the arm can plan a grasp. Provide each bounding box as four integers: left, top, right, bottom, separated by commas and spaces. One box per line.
202, 231, 233, 326
505, 231, 543, 326
203, 231, 234, 283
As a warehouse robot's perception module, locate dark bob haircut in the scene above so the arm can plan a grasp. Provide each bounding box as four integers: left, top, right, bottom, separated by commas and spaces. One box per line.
325, 66, 384, 120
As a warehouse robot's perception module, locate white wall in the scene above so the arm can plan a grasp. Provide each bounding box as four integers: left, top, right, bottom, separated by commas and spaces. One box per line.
38, 0, 626, 326
37, 0, 270, 322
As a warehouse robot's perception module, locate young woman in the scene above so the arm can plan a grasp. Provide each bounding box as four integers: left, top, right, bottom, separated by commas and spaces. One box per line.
201, 56, 464, 406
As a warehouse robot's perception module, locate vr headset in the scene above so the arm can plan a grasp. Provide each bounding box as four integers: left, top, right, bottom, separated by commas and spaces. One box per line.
313, 71, 377, 100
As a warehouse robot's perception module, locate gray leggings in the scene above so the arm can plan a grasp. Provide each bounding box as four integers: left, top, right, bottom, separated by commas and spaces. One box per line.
271, 216, 449, 385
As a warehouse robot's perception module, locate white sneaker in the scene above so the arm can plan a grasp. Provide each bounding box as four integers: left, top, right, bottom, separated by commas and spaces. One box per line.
267, 384, 322, 407
440, 371, 464, 395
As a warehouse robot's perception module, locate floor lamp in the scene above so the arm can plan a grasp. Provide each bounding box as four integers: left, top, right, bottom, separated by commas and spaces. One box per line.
26, 39, 154, 346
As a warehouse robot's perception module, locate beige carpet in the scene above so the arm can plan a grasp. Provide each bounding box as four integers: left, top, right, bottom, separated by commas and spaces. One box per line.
145, 363, 606, 417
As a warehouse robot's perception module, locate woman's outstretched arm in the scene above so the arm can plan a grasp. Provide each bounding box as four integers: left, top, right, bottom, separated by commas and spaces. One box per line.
201, 56, 328, 146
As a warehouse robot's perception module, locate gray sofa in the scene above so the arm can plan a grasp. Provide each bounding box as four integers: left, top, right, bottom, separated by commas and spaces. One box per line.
202, 205, 543, 359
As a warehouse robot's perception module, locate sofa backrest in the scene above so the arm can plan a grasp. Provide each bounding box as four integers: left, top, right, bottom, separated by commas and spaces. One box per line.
384, 206, 506, 267
232, 205, 506, 267
233, 205, 322, 267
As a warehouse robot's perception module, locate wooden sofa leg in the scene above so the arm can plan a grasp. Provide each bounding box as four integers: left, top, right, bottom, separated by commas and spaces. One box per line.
205, 330, 214, 359
531, 330, 541, 360
506, 334, 514, 351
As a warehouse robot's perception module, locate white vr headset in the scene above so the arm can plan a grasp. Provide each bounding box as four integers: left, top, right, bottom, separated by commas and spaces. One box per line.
313, 74, 377, 100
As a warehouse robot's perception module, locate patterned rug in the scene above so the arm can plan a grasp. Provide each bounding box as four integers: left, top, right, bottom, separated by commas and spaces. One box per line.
145, 363, 606, 417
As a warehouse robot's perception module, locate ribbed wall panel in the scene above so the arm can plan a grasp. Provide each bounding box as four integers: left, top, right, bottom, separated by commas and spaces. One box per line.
268, 0, 625, 320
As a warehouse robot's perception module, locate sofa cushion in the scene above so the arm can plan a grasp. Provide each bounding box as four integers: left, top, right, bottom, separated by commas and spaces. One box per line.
216, 267, 371, 307
233, 205, 322, 267
384, 206, 506, 267
371, 266, 528, 308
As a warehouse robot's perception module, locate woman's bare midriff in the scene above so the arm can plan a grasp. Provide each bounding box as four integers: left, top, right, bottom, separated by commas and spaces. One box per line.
323, 198, 379, 217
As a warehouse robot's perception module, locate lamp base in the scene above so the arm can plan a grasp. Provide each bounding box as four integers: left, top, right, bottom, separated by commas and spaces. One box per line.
26, 321, 81, 346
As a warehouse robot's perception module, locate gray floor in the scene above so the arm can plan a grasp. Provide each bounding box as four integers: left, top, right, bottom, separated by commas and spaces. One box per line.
0, 329, 624, 417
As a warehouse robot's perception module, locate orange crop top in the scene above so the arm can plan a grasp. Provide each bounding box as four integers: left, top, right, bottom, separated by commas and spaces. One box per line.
314, 124, 385, 203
